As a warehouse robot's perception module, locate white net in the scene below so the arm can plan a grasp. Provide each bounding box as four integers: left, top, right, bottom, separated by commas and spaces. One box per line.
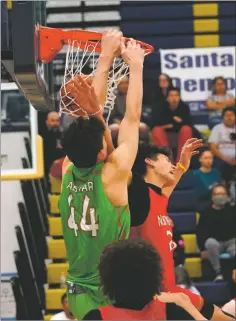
59, 39, 130, 123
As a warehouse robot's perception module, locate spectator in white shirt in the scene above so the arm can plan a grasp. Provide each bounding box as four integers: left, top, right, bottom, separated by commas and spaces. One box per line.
206, 76, 235, 128
209, 107, 236, 183
51, 293, 77, 320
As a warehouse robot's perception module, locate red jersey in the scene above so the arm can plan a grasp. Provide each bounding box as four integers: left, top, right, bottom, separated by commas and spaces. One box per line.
139, 187, 176, 290
139, 186, 203, 311
99, 301, 166, 320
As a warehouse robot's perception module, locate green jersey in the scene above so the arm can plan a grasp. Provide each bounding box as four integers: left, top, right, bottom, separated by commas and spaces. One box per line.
58, 162, 130, 290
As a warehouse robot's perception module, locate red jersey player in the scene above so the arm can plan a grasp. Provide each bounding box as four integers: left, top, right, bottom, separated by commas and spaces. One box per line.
83, 238, 207, 320
127, 142, 233, 320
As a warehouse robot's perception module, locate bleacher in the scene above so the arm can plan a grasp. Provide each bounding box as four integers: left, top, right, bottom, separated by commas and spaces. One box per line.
5, 1, 235, 319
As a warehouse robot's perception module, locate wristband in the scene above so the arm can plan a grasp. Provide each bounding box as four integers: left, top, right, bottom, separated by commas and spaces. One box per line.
176, 162, 187, 173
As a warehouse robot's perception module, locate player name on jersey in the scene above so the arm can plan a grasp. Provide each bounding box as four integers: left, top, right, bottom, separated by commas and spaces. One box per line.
67, 181, 94, 192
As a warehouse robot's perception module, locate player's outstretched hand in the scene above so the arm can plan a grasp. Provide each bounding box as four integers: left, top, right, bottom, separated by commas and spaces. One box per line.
155, 292, 208, 320
120, 37, 144, 68
101, 29, 123, 58
61, 75, 102, 118
154, 292, 191, 308
179, 138, 203, 171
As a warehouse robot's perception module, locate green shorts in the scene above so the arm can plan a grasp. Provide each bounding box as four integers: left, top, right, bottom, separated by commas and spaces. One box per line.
67, 288, 109, 320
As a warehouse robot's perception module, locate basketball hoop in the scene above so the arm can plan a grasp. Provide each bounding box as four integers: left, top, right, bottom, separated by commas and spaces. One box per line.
37, 25, 154, 122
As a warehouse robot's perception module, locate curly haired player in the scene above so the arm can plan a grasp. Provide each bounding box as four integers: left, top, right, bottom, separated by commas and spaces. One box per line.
83, 239, 207, 320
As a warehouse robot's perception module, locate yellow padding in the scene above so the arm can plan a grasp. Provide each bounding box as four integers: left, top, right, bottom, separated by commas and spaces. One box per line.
48, 239, 66, 259
196, 212, 200, 224
193, 3, 218, 17
194, 35, 219, 48
49, 195, 60, 214
48, 217, 62, 236
194, 19, 219, 33
185, 257, 202, 278
47, 263, 68, 284
7, 1, 12, 10
182, 234, 198, 254
46, 289, 66, 310
50, 175, 62, 194
44, 315, 53, 320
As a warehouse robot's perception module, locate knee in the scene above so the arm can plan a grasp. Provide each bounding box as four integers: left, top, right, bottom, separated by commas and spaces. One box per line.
179, 125, 192, 135
205, 238, 220, 250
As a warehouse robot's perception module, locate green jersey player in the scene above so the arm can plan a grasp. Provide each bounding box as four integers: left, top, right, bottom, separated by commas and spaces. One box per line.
59, 31, 144, 319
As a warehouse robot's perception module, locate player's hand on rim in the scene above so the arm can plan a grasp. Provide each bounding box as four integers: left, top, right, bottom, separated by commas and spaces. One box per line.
179, 138, 203, 171
101, 29, 123, 59
120, 37, 145, 67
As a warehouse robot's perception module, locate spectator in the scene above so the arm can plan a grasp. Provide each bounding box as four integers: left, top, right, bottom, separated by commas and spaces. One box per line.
175, 265, 201, 296
169, 219, 185, 267
196, 184, 236, 282
39, 111, 65, 183
206, 76, 235, 128
152, 73, 173, 106
109, 76, 149, 146
51, 293, 76, 320
151, 87, 193, 161
193, 148, 221, 211
208, 107, 236, 183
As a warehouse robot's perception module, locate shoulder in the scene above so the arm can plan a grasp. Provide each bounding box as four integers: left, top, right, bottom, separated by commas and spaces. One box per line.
193, 169, 201, 177
212, 168, 220, 176
179, 101, 190, 109
82, 309, 102, 320
212, 123, 222, 131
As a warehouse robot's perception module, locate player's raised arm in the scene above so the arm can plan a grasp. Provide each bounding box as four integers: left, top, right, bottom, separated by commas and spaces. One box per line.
108, 38, 144, 175
92, 29, 122, 107
162, 138, 203, 197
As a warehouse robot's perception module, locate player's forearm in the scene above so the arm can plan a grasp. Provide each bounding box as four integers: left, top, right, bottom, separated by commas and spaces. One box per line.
125, 64, 143, 122
92, 54, 113, 106
117, 64, 143, 146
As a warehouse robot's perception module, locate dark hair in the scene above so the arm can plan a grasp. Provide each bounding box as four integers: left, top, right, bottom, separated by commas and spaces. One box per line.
167, 87, 180, 97
175, 266, 192, 289
62, 117, 105, 168
211, 76, 226, 94
99, 239, 163, 308
199, 147, 212, 157
133, 142, 172, 175
210, 183, 228, 197
61, 293, 67, 304
154, 73, 173, 101
222, 106, 236, 118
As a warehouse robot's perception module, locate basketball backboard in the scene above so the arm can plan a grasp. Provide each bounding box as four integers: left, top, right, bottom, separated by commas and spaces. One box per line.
1, 82, 43, 180
1, 1, 54, 112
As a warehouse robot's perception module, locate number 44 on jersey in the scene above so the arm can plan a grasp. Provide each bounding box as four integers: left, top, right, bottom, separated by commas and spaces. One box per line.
67, 194, 99, 237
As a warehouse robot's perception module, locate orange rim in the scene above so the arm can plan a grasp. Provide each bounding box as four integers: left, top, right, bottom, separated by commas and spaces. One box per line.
37, 25, 154, 64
